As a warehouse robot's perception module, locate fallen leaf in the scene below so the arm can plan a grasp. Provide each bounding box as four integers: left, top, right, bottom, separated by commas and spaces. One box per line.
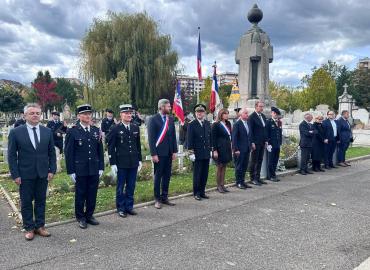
70, 239, 77, 243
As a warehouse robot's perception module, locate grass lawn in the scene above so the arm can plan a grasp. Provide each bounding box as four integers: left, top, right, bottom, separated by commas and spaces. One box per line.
0, 161, 236, 223
346, 146, 370, 159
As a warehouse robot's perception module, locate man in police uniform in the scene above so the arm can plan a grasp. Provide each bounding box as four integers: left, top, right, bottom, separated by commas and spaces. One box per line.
148, 99, 178, 209
47, 111, 67, 154
266, 107, 283, 181
108, 104, 142, 218
187, 104, 211, 201
64, 104, 104, 229
14, 111, 26, 127
101, 109, 115, 143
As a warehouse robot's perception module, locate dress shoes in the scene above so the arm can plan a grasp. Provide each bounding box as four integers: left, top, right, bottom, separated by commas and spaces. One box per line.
194, 195, 202, 201
35, 227, 51, 237
217, 186, 225, 193
200, 194, 209, 199
245, 183, 252, 188
86, 217, 100, 225
319, 168, 325, 172
305, 170, 314, 174
344, 162, 351, 166
222, 186, 230, 192
25, 230, 35, 241
252, 180, 261, 186
324, 166, 332, 170
118, 211, 127, 218
269, 178, 279, 182
78, 220, 87, 229
337, 162, 346, 167
299, 171, 307, 175
154, 201, 162, 209
162, 200, 176, 206
260, 180, 268, 185
126, 209, 137, 215
237, 183, 246, 189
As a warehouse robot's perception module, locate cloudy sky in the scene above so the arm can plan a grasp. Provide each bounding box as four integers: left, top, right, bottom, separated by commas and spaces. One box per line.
0, 0, 369, 86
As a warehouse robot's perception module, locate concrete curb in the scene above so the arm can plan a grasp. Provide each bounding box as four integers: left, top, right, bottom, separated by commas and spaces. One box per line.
1, 155, 369, 229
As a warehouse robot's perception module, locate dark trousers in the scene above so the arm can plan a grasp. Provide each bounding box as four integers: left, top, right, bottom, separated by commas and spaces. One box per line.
300, 147, 312, 172
234, 151, 249, 184
116, 167, 137, 212
324, 140, 337, 167
193, 159, 209, 196
268, 147, 280, 179
75, 175, 99, 221
19, 178, 48, 231
54, 140, 63, 154
249, 144, 265, 181
153, 155, 172, 201
337, 141, 350, 163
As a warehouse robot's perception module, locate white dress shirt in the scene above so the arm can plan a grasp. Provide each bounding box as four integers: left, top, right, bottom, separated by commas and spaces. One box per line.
26, 123, 40, 149
80, 122, 90, 132
330, 119, 337, 137
242, 120, 249, 134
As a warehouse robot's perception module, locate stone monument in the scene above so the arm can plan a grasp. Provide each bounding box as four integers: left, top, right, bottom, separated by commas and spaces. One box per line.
230, 3, 274, 114
338, 83, 354, 116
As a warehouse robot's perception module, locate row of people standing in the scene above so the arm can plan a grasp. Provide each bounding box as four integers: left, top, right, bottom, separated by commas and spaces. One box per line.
299, 110, 353, 174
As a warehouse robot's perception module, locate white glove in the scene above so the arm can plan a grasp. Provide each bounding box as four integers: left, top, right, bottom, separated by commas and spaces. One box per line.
99, 170, 104, 177
189, 154, 196, 162
138, 161, 143, 172
69, 173, 76, 183
267, 145, 272, 152
111, 165, 118, 175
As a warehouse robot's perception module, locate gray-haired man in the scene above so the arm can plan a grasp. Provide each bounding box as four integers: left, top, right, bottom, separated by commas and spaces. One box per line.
147, 99, 178, 209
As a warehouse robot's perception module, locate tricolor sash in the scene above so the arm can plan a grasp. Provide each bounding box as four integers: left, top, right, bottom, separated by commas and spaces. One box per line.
220, 121, 231, 140
156, 116, 169, 147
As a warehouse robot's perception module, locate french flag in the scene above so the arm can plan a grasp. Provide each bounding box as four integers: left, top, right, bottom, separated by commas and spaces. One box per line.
197, 27, 202, 81
173, 80, 185, 125
209, 62, 220, 113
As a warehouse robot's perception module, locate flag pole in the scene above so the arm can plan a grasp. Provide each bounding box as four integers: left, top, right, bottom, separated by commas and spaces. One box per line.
197, 26, 201, 104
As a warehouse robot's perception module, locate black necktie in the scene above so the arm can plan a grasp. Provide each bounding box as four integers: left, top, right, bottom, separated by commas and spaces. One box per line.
126, 125, 130, 131
85, 127, 89, 133
32, 127, 40, 149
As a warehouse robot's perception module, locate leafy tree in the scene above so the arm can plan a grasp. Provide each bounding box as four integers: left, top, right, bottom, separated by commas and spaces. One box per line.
31, 71, 61, 112
55, 78, 78, 109
199, 77, 212, 108
350, 68, 370, 109
0, 85, 25, 113
335, 66, 352, 109
219, 84, 232, 108
306, 68, 336, 109
80, 12, 178, 113
93, 71, 130, 115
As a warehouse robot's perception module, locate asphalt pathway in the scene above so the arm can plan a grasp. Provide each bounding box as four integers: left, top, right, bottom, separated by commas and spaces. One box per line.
1, 160, 370, 270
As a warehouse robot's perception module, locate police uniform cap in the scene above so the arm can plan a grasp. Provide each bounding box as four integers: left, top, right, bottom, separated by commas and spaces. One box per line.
194, 104, 206, 112
119, 104, 134, 112
77, 104, 93, 114
271, 107, 281, 115
105, 109, 113, 113
234, 108, 241, 113
51, 111, 60, 116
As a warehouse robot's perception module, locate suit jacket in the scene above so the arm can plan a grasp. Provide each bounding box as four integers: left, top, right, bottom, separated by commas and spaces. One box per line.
148, 113, 178, 157
248, 111, 268, 145
101, 117, 115, 133
47, 120, 67, 143
8, 125, 56, 180
299, 120, 315, 148
336, 117, 353, 143
232, 119, 251, 153
322, 119, 338, 142
187, 119, 212, 160
211, 121, 232, 164
64, 123, 104, 176
267, 118, 282, 148
108, 122, 142, 168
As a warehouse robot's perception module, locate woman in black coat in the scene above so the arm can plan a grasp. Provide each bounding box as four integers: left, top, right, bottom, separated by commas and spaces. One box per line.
312, 115, 327, 171
212, 108, 232, 193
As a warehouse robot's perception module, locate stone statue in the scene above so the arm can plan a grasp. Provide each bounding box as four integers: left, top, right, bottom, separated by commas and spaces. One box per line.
231, 3, 275, 114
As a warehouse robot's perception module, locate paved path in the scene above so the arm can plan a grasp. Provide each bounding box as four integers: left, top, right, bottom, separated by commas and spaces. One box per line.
1, 160, 370, 269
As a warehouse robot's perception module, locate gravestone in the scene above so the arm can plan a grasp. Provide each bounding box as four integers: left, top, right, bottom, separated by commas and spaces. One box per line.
352, 108, 369, 125
292, 109, 303, 123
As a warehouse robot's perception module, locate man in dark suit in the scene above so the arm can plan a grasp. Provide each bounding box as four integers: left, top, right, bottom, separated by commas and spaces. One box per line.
13, 111, 26, 127
336, 110, 353, 167
47, 111, 67, 154
266, 107, 283, 182
322, 111, 338, 169
187, 104, 212, 200
8, 103, 56, 241
248, 101, 268, 185
64, 104, 104, 229
108, 104, 142, 218
101, 109, 115, 143
148, 99, 178, 209
232, 108, 252, 189
299, 113, 315, 175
